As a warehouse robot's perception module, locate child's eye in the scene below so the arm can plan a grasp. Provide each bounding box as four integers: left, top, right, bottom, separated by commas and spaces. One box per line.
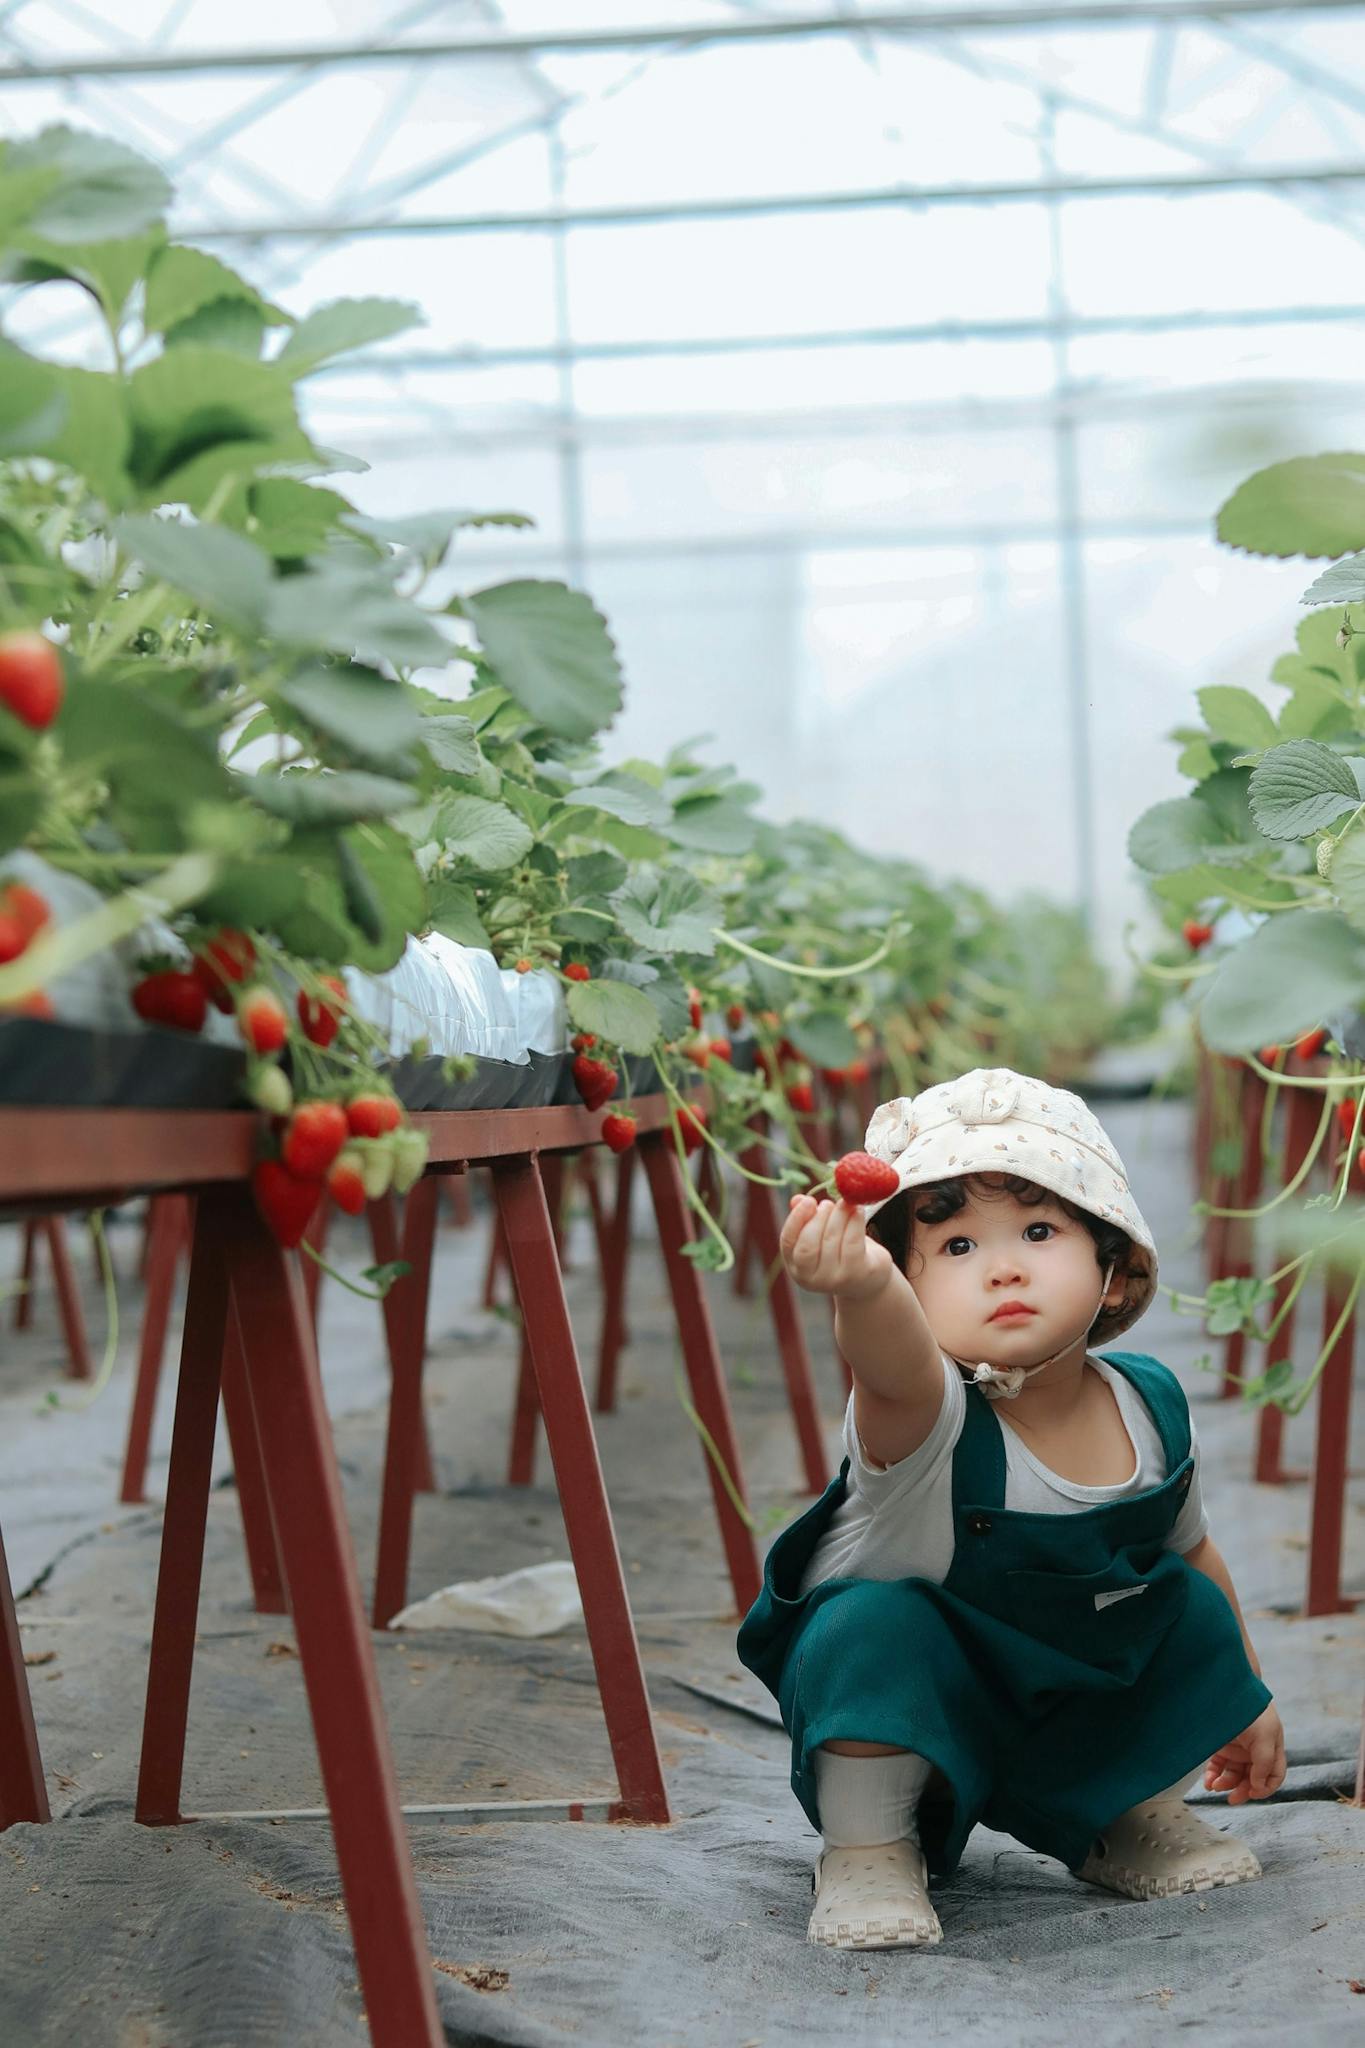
1024, 1221, 1055, 1242
944, 1236, 975, 1256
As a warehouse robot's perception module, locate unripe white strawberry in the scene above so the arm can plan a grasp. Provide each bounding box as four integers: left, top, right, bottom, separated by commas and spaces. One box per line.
355, 1134, 396, 1200
391, 1127, 429, 1195
247, 1061, 293, 1116
1318, 837, 1336, 879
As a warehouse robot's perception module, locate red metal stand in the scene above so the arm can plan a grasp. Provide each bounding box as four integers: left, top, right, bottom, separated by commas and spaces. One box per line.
594, 1148, 635, 1414
491, 1152, 670, 1824
10, 1215, 92, 1378
121, 1193, 192, 1503
506, 1153, 567, 1485
737, 1121, 829, 1494
0, 1522, 48, 1829
1254, 1078, 1320, 1486
1304, 1266, 1360, 1618
136, 1185, 444, 2047
1220, 1061, 1267, 1400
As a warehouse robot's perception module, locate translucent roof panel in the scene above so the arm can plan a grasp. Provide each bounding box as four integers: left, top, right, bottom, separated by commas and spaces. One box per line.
3, 0, 1365, 969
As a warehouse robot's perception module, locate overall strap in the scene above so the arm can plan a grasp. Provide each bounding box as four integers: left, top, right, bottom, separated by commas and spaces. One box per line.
950, 1377, 1007, 1508
1095, 1351, 1192, 1471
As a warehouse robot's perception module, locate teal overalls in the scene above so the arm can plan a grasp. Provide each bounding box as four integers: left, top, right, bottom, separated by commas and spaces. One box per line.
736, 1351, 1273, 1879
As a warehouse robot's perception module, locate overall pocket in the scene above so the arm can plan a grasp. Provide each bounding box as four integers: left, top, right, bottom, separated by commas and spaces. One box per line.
1002, 1550, 1189, 1679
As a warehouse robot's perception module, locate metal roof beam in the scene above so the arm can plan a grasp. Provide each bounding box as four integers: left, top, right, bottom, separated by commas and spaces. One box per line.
180, 161, 1365, 241
0, 3, 1361, 82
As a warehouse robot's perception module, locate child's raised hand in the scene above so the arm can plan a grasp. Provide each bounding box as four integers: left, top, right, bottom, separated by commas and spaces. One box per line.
1203, 1702, 1286, 1803
780, 1192, 894, 1304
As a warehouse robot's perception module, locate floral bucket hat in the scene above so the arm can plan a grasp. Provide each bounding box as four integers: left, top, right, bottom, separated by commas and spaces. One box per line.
861, 1066, 1158, 1339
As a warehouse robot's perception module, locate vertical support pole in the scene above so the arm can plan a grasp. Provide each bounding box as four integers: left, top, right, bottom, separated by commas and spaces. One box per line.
0, 1523, 48, 1828
638, 1134, 761, 1613
43, 1217, 92, 1381
594, 1146, 635, 1414
136, 1192, 232, 1827
224, 1188, 443, 2046
1220, 1062, 1266, 1400
12, 1218, 36, 1330
370, 1195, 436, 1494
1304, 1267, 1359, 1618
505, 1153, 565, 1486
1255, 1078, 1320, 1485
491, 1153, 669, 1824
220, 1314, 288, 1616
371, 1177, 440, 1630
120, 1193, 189, 1504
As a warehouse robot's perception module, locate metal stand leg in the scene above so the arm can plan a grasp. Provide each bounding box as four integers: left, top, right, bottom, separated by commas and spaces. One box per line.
491, 1153, 669, 1824
371, 1178, 440, 1629
594, 1147, 635, 1414
120, 1194, 190, 1504
0, 1523, 48, 1829
43, 1217, 92, 1381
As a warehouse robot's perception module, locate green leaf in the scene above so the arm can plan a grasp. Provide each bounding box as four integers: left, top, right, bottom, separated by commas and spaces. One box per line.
1196, 686, 1279, 751
276, 664, 420, 768
247, 769, 418, 825
347, 506, 532, 566
0, 771, 43, 854
57, 675, 230, 846
1, 126, 170, 243
567, 851, 628, 897
1199, 909, 1365, 1052
126, 348, 302, 494
197, 847, 352, 964
1217, 453, 1365, 559
144, 242, 286, 336
562, 772, 670, 829
1176, 737, 1218, 781
1300, 554, 1365, 608
340, 822, 426, 973
1248, 740, 1361, 840
787, 1010, 859, 1070
1127, 796, 1246, 876
463, 580, 624, 741
163, 298, 266, 358
245, 478, 353, 559
336, 833, 385, 945
113, 513, 272, 635
0, 345, 66, 458
264, 559, 450, 669
1328, 831, 1365, 936
44, 366, 131, 509
610, 869, 721, 957
276, 297, 421, 376
435, 793, 534, 871
7, 227, 163, 323
420, 715, 481, 775
1278, 685, 1354, 741
566, 977, 661, 1056
1151, 863, 1299, 911
426, 877, 491, 950
664, 796, 759, 856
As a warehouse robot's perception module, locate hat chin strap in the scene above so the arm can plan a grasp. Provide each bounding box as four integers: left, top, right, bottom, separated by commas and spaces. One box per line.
950, 1262, 1115, 1403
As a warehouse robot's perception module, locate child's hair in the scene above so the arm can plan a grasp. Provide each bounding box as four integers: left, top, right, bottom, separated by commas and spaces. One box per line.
866, 1172, 1135, 1342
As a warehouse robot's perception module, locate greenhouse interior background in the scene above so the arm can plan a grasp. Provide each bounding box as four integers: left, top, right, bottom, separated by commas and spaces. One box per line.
7, 0, 1365, 964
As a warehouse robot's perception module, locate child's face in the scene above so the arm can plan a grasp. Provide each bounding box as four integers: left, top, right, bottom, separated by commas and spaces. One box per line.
906, 1176, 1121, 1369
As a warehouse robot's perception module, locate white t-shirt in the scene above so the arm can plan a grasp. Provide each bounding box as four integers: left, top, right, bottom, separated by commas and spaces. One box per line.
797, 1352, 1210, 1597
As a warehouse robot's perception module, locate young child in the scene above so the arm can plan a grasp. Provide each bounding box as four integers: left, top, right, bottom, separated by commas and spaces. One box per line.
737, 1067, 1286, 1951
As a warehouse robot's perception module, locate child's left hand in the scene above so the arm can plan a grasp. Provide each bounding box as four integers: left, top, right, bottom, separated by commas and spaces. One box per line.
1203, 1702, 1286, 1803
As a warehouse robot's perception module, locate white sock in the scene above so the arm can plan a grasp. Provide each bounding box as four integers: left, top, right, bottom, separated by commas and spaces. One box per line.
813, 1747, 933, 1849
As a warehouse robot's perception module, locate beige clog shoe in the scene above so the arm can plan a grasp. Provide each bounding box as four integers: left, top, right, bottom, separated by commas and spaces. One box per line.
1073, 1793, 1263, 1901
807, 1838, 943, 1949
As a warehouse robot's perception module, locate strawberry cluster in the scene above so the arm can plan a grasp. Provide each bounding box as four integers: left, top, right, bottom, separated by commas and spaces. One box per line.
0, 879, 53, 1018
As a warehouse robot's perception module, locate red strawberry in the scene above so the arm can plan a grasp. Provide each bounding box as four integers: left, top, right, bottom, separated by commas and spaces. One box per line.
1338, 1100, 1359, 1144
2, 989, 53, 1019
0, 883, 49, 944
193, 929, 256, 1013
688, 987, 703, 1030
0, 631, 63, 729
710, 1036, 732, 1064
1182, 919, 1214, 951
238, 986, 288, 1055
726, 1004, 744, 1030
572, 1054, 616, 1111
327, 1147, 368, 1216
786, 1081, 815, 1114
0, 916, 24, 965
572, 1032, 597, 1051
602, 1112, 637, 1155
564, 961, 591, 982
819, 1067, 846, 1088
847, 1056, 871, 1084
778, 1037, 798, 1063
1295, 1028, 1328, 1060
674, 1105, 707, 1156
346, 1094, 402, 1138
252, 1159, 323, 1248
834, 1152, 901, 1205
681, 1034, 711, 1069
297, 975, 348, 1049
754, 1049, 773, 1081
282, 1101, 348, 1180
514, 958, 533, 973
132, 969, 208, 1034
